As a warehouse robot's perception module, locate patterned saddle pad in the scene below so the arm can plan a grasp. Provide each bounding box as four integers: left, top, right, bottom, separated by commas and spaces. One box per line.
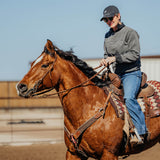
104, 81, 160, 119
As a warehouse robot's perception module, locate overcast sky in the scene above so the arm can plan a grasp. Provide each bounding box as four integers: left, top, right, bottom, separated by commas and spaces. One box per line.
1, 0, 160, 80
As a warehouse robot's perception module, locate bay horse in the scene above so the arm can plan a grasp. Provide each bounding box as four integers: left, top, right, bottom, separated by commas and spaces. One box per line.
16, 39, 160, 160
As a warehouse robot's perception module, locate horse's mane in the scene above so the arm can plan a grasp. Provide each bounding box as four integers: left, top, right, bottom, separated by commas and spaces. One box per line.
53, 45, 107, 87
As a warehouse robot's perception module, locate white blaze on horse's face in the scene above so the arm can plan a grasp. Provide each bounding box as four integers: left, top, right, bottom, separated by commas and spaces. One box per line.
16, 54, 44, 96
32, 54, 44, 67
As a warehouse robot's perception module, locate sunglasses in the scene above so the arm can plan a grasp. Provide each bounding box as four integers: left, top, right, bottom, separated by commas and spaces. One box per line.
104, 17, 114, 23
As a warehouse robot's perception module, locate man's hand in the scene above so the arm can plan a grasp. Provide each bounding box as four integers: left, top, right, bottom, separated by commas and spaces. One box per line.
100, 56, 116, 67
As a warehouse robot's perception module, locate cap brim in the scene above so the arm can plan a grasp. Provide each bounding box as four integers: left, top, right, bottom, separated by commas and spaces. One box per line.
100, 16, 113, 21
100, 13, 116, 21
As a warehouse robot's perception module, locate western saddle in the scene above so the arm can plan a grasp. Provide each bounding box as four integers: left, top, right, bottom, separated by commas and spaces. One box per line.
102, 70, 155, 100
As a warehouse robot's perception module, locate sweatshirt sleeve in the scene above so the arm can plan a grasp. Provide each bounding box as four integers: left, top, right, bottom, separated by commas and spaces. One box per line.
104, 43, 108, 59
115, 30, 140, 63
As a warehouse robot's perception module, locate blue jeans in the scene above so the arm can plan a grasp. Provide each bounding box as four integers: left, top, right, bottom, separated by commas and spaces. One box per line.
120, 70, 147, 135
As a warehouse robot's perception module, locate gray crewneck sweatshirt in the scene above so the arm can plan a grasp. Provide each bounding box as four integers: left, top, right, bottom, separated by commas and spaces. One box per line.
104, 23, 141, 75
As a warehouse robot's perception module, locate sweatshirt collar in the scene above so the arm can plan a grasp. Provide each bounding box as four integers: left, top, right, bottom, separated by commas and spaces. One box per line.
110, 22, 125, 33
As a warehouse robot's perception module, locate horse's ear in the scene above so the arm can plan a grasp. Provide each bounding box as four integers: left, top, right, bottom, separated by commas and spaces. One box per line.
44, 39, 55, 56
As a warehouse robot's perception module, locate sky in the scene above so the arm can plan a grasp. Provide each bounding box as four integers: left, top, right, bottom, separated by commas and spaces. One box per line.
0, 0, 160, 81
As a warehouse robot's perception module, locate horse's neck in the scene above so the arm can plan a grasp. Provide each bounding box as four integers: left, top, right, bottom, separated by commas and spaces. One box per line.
58, 61, 88, 92
55, 59, 107, 127
57, 60, 93, 105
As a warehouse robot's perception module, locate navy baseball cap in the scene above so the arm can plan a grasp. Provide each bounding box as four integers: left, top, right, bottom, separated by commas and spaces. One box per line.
100, 5, 119, 21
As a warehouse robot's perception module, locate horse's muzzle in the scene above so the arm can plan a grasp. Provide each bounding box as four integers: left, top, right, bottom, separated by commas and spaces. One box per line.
17, 83, 28, 93
16, 83, 33, 98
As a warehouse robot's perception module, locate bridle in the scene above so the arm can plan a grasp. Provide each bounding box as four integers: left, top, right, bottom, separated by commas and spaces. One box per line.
28, 52, 106, 98
29, 53, 58, 97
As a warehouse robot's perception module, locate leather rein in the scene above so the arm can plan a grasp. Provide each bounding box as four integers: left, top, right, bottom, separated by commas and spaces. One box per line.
31, 54, 106, 98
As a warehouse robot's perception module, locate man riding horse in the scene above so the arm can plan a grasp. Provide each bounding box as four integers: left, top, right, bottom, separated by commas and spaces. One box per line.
100, 5, 148, 144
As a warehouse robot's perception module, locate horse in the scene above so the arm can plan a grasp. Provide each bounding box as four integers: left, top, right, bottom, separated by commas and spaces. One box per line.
16, 39, 160, 160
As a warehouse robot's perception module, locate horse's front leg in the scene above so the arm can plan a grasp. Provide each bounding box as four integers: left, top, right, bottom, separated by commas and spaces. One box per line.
66, 150, 88, 160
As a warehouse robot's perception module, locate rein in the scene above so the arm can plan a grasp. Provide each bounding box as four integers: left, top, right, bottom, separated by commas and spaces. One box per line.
31, 59, 106, 98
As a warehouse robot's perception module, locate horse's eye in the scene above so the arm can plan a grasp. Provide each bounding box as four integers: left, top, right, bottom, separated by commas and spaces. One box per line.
41, 64, 49, 68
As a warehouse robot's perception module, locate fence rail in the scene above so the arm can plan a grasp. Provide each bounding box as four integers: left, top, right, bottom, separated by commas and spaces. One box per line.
0, 107, 64, 145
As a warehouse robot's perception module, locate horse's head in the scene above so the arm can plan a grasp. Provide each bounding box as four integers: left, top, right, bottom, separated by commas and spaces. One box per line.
16, 39, 60, 98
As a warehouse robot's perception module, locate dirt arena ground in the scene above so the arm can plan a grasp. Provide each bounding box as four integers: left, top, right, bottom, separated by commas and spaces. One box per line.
0, 143, 159, 160
1, 107, 160, 160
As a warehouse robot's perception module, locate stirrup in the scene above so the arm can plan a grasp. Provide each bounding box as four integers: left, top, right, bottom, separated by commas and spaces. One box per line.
130, 128, 144, 144
130, 134, 144, 145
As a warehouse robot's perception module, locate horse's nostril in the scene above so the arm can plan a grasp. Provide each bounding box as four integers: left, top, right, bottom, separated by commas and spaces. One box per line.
17, 83, 28, 93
